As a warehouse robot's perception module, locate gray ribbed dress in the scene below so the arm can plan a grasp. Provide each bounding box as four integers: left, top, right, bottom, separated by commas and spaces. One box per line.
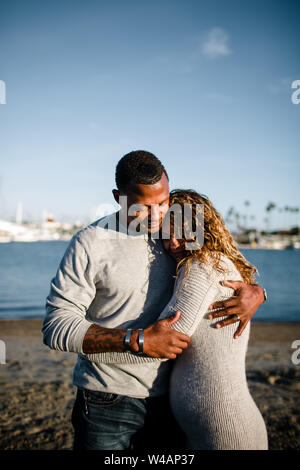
84, 255, 268, 450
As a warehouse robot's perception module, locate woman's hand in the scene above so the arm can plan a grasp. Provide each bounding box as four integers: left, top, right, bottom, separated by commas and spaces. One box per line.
207, 281, 265, 339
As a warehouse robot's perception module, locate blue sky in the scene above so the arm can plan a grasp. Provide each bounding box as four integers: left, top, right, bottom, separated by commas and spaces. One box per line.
0, 0, 299, 229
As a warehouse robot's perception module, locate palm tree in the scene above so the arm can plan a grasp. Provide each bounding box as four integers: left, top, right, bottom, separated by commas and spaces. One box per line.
277, 207, 284, 229
250, 214, 256, 231
243, 200, 250, 231
235, 211, 241, 233
225, 206, 235, 223
225, 206, 235, 232
290, 207, 300, 228
265, 202, 276, 232
263, 216, 270, 233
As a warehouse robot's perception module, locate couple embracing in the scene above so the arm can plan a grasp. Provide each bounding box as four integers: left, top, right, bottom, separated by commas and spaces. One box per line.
42, 150, 268, 450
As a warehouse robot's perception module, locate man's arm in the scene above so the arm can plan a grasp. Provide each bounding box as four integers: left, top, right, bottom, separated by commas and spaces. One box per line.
207, 281, 265, 339
42, 233, 96, 354
82, 312, 190, 359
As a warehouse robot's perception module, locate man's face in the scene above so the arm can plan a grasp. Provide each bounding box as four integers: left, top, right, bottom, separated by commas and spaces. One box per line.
114, 172, 170, 234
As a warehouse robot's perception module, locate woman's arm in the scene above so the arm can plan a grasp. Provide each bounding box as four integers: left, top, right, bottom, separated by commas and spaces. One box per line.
81, 261, 230, 364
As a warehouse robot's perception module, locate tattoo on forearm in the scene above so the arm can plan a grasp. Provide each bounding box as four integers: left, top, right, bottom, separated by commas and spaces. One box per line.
82, 324, 127, 354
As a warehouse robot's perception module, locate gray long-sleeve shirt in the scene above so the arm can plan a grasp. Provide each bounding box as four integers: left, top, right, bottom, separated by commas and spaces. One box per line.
42, 213, 176, 398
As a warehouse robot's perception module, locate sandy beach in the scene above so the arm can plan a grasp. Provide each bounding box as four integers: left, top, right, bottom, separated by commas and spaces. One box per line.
0, 319, 300, 450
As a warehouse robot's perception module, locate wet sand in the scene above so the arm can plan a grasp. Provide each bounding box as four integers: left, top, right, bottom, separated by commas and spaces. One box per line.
0, 319, 300, 450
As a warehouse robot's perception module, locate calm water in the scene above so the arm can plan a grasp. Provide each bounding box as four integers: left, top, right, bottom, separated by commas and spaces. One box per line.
0, 241, 299, 322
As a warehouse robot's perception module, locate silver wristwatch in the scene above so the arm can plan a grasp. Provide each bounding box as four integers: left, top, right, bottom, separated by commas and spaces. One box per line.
124, 329, 132, 351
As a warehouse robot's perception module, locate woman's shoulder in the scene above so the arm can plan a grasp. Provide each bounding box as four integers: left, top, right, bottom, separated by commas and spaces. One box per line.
218, 254, 242, 277
177, 254, 242, 283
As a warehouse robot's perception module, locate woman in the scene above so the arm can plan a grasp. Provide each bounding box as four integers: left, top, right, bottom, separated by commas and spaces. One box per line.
159, 189, 268, 450
84, 189, 268, 450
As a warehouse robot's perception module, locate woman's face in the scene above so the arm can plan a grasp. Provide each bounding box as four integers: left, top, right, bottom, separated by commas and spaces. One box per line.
163, 235, 186, 262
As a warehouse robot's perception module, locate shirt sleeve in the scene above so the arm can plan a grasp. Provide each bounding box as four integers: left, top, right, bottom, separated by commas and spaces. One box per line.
84, 261, 228, 364
42, 232, 95, 354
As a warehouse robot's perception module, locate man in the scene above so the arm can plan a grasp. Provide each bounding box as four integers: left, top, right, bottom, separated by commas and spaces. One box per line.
42, 150, 266, 450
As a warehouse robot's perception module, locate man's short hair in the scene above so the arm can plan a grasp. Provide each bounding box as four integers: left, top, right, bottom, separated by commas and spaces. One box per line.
115, 150, 168, 193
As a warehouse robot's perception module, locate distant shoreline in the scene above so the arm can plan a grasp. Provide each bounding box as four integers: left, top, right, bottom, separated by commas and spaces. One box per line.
0, 239, 299, 252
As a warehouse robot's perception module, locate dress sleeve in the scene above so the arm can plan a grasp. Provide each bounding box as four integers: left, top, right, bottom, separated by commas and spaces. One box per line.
83, 261, 228, 364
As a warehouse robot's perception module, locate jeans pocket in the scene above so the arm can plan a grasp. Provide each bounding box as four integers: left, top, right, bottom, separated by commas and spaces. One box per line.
85, 389, 123, 406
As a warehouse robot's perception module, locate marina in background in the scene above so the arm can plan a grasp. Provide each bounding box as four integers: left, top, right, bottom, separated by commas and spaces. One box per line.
0, 200, 300, 249
0, 202, 299, 322
0, 241, 299, 322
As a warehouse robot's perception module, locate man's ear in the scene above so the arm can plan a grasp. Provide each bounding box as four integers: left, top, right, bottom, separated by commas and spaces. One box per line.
112, 189, 119, 204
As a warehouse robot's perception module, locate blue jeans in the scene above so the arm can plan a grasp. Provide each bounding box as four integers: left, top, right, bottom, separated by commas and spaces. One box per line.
71, 388, 185, 450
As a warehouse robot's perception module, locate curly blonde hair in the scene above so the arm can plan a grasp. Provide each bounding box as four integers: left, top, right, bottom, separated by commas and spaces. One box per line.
168, 189, 257, 284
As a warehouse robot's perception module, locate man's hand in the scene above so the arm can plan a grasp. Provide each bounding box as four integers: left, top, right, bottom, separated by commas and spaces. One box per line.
130, 311, 191, 359
207, 281, 265, 339
82, 311, 190, 357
